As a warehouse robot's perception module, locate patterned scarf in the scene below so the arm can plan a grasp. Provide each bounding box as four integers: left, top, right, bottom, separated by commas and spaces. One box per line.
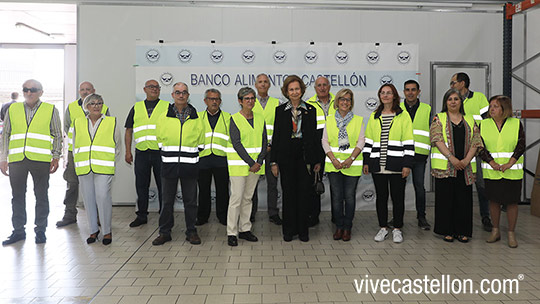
335, 110, 353, 150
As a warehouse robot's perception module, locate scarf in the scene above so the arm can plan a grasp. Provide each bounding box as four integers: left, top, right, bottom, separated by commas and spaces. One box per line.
335, 110, 353, 151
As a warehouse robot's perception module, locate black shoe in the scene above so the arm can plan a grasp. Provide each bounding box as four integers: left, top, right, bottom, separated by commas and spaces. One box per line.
195, 218, 208, 226
102, 233, 112, 245
87, 231, 100, 244
129, 218, 147, 228
238, 231, 258, 242
299, 234, 309, 242
2, 233, 26, 246
308, 218, 319, 228
186, 233, 202, 245
418, 218, 431, 230
283, 234, 292, 242
152, 234, 172, 246
482, 216, 493, 232
228, 235, 238, 246
56, 218, 77, 228
387, 218, 394, 228
269, 215, 282, 225
35, 231, 46, 244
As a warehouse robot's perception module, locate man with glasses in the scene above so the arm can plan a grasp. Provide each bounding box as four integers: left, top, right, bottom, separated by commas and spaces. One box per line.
1, 79, 62, 245
152, 82, 204, 245
450, 72, 493, 232
57, 81, 109, 228
125, 79, 169, 227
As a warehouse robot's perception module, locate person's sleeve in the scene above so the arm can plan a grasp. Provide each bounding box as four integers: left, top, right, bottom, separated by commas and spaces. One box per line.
124, 107, 135, 128
64, 106, 71, 134
114, 118, 122, 160
470, 123, 483, 152
402, 113, 415, 168
480, 94, 489, 119
51, 107, 63, 159
362, 117, 372, 161
198, 118, 205, 152
512, 122, 526, 160
430, 116, 443, 144
256, 125, 267, 165
477, 123, 494, 163
321, 125, 331, 154
229, 118, 256, 167
356, 121, 366, 150
0, 109, 11, 161
270, 108, 281, 163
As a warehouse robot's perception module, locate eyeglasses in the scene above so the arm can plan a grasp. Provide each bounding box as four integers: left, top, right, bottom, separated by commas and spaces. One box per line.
88, 102, 104, 107
450, 81, 458, 86
23, 87, 40, 93
206, 97, 221, 102
145, 85, 161, 90
380, 91, 393, 95
338, 97, 351, 102
242, 97, 256, 101
174, 90, 189, 96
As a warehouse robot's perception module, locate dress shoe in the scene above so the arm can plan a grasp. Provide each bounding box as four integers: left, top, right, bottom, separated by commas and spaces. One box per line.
283, 234, 292, 242
56, 218, 77, 228
333, 229, 343, 240
238, 231, 258, 242
269, 215, 282, 225
482, 216, 493, 232
508, 231, 518, 248
195, 218, 208, 226
299, 234, 309, 242
418, 218, 431, 230
486, 228, 500, 243
342, 230, 351, 242
129, 218, 147, 228
2, 233, 26, 246
152, 234, 172, 246
87, 231, 100, 244
35, 231, 46, 244
102, 233, 112, 245
186, 233, 201, 245
227, 235, 238, 246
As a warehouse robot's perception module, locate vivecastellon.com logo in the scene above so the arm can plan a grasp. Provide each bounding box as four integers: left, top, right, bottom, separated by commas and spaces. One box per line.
354, 274, 523, 295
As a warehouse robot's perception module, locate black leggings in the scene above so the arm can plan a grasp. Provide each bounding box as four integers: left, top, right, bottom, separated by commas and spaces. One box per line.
372, 174, 406, 229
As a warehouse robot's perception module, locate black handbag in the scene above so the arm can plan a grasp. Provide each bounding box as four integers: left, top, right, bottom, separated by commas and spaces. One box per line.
313, 171, 325, 195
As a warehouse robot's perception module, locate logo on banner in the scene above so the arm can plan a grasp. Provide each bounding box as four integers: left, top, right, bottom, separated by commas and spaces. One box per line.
397, 51, 411, 64
160, 72, 174, 86
273, 50, 287, 64
365, 98, 379, 111
304, 51, 318, 64
148, 189, 157, 201
178, 49, 192, 63
210, 50, 224, 63
380, 75, 393, 85
242, 50, 255, 63
176, 191, 182, 202
362, 190, 375, 202
366, 51, 380, 64
335, 51, 349, 64
145, 49, 160, 63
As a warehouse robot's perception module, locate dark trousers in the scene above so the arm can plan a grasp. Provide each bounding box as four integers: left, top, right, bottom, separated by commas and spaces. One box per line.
197, 166, 229, 223
62, 151, 78, 220
434, 172, 473, 237
373, 173, 406, 229
251, 152, 279, 218
475, 158, 490, 218
135, 149, 163, 220
159, 176, 197, 236
411, 159, 427, 219
280, 140, 311, 238
9, 159, 51, 234
328, 172, 360, 230
308, 162, 324, 223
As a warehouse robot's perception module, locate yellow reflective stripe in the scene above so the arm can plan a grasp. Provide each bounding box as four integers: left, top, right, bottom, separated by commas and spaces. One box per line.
330, 147, 355, 154
317, 123, 325, 129
404, 150, 415, 156
431, 152, 446, 160
161, 156, 199, 163
370, 152, 380, 158
228, 160, 249, 166
388, 140, 402, 147
387, 150, 404, 157
481, 163, 523, 170
402, 140, 414, 146
365, 138, 374, 145
91, 145, 116, 154
316, 115, 325, 121
204, 143, 227, 151
134, 135, 157, 144
205, 132, 229, 141
473, 115, 483, 121
24, 146, 52, 155
133, 124, 156, 133
224, 147, 261, 153
75, 146, 91, 153
91, 159, 115, 167
9, 134, 27, 140
372, 142, 380, 148
363, 147, 372, 153
266, 125, 274, 131
26, 132, 53, 142
414, 142, 431, 150
75, 160, 90, 167
325, 156, 363, 166
480, 105, 489, 114
161, 146, 199, 153
9, 147, 24, 154
413, 129, 430, 137
491, 152, 514, 158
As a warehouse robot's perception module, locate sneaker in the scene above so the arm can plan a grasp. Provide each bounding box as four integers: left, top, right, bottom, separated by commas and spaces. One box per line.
129, 217, 147, 228
238, 231, 258, 242
374, 228, 389, 242
152, 234, 172, 246
392, 229, 403, 243
269, 214, 282, 225
482, 216, 493, 232
2, 233, 26, 246
418, 218, 431, 230
35, 231, 47, 244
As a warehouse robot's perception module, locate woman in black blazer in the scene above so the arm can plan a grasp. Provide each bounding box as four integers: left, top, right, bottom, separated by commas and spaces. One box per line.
270, 75, 322, 242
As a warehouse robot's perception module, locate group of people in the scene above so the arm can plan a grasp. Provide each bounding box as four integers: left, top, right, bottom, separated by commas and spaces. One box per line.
0, 72, 523, 249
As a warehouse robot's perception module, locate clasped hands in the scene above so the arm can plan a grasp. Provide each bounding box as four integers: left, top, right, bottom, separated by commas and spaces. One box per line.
489, 160, 512, 172
448, 155, 470, 171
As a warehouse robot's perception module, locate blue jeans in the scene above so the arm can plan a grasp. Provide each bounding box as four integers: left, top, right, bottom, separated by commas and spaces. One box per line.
411, 158, 427, 219
328, 172, 360, 230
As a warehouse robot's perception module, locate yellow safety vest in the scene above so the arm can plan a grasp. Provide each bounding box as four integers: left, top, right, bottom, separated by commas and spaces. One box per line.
253, 96, 280, 143
306, 93, 336, 130
73, 116, 116, 175
480, 117, 523, 180
157, 110, 203, 165
324, 114, 364, 176
133, 100, 169, 151
8, 102, 54, 163
431, 112, 476, 173
400, 101, 431, 156
67, 100, 108, 151
226, 112, 265, 177
199, 110, 231, 158
463, 91, 489, 122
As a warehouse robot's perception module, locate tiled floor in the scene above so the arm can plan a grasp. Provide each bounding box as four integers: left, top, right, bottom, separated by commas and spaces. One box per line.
1, 174, 540, 304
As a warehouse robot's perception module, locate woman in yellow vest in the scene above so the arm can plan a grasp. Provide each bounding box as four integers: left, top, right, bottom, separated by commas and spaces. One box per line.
226, 87, 267, 247
363, 84, 414, 244
322, 89, 364, 242
430, 89, 483, 243
480, 96, 524, 248
73, 94, 121, 245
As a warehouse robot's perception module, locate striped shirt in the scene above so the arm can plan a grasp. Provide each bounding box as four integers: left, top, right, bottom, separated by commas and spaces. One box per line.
379, 113, 397, 173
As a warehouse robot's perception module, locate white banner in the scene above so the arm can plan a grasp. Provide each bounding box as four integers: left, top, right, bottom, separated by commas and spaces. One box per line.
136, 41, 419, 211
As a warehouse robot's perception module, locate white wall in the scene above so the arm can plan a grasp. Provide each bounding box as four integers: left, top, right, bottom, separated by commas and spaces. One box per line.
78, 4, 504, 203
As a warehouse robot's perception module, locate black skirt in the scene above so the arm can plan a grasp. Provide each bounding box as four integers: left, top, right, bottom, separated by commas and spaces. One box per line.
484, 178, 522, 205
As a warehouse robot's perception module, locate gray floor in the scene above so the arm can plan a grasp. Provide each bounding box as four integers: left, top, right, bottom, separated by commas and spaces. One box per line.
1, 174, 539, 304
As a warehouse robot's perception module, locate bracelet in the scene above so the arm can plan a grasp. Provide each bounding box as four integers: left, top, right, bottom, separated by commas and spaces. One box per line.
351, 155, 356, 161
269, 162, 277, 166
446, 153, 453, 159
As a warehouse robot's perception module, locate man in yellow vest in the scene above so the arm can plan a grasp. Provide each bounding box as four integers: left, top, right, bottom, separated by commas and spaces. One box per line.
125, 79, 168, 228
1, 79, 62, 245
305, 76, 334, 227
196, 88, 230, 226
450, 72, 492, 232
152, 82, 205, 246
57, 81, 110, 228
400, 80, 431, 230
250, 73, 282, 225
